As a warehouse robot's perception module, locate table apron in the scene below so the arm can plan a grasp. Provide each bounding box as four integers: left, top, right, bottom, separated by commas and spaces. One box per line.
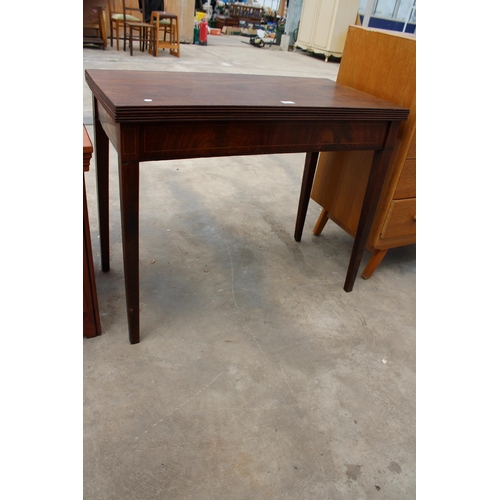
96, 103, 394, 162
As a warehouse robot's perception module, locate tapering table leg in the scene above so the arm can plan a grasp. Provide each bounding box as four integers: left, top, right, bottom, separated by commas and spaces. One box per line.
344, 121, 401, 292
93, 97, 110, 272
118, 160, 141, 344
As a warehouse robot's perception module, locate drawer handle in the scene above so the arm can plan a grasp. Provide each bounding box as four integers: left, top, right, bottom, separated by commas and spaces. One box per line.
413, 215, 416, 221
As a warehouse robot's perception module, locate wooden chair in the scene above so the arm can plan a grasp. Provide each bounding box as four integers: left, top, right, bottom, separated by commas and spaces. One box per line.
108, 0, 141, 50
123, 0, 154, 55
83, 2, 107, 49
149, 8, 180, 58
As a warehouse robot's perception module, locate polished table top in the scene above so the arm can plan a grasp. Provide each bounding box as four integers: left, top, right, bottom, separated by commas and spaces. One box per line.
85, 70, 409, 123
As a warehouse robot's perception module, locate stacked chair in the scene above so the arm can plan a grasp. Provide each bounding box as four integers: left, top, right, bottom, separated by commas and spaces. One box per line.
107, 0, 180, 57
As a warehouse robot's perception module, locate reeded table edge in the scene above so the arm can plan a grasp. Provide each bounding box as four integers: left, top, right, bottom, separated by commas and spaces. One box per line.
85, 70, 409, 124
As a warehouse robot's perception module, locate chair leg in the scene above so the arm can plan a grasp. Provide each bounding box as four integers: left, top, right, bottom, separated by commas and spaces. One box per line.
163, 27, 168, 51
148, 26, 156, 56
116, 21, 121, 51
170, 20, 180, 57
175, 21, 180, 57
138, 27, 143, 53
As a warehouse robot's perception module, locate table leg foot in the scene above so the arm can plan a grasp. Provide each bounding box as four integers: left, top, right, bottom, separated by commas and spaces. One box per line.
343, 121, 401, 292
119, 160, 141, 344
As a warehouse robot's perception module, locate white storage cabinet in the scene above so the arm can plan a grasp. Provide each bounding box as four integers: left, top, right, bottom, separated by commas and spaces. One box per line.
294, 0, 359, 60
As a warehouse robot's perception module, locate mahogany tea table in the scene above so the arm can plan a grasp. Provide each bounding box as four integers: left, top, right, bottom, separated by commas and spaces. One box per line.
85, 70, 409, 344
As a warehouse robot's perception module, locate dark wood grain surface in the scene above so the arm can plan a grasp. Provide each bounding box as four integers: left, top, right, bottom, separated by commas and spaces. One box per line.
85, 70, 409, 123
87, 70, 409, 343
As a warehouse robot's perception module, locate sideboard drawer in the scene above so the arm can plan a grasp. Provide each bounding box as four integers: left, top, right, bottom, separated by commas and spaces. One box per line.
380, 198, 416, 240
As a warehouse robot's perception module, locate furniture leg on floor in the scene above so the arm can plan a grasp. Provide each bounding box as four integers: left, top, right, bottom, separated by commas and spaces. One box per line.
83, 125, 101, 338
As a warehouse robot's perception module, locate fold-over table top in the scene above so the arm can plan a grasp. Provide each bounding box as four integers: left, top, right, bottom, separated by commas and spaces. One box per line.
85, 70, 409, 123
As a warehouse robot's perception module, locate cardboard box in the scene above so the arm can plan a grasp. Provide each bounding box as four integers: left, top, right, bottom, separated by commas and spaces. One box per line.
241, 28, 257, 36
222, 26, 241, 35
209, 28, 222, 35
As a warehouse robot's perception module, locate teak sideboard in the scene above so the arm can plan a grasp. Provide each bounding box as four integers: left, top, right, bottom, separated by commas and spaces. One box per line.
311, 25, 416, 278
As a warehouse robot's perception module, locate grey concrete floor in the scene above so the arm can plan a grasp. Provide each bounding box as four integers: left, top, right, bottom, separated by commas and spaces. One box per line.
83, 34, 416, 499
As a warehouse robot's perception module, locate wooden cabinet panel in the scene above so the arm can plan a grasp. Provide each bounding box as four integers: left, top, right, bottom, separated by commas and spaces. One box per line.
313, 0, 336, 49
380, 199, 416, 240
297, 0, 318, 45
394, 158, 416, 199
312, 149, 372, 236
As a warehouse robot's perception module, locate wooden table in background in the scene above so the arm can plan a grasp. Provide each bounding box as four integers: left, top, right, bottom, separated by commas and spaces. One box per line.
83, 125, 101, 338
85, 70, 409, 344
